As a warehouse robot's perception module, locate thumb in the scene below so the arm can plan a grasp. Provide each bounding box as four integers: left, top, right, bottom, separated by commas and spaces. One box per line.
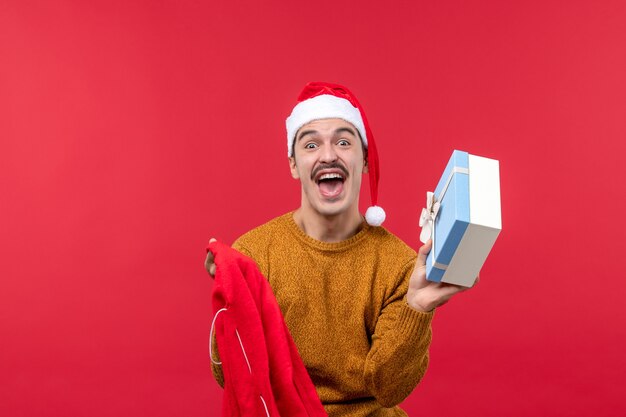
416, 239, 432, 267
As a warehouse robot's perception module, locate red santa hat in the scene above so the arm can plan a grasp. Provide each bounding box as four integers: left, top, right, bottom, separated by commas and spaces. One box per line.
286, 81, 385, 226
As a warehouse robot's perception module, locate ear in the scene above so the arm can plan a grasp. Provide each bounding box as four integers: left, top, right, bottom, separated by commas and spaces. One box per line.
289, 157, 300, 179
362, 145, 369, 174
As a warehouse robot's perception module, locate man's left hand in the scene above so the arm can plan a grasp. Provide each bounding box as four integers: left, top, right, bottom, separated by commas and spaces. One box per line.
406, 239, 477, 312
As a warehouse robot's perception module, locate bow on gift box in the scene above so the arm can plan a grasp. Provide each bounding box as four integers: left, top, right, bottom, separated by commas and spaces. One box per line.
419, 191, 440, 244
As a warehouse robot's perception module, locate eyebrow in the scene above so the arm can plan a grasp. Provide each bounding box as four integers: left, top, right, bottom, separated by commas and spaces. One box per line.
333, 127, 357, 138
296, 127, 358, 142
297, 129, 317, 142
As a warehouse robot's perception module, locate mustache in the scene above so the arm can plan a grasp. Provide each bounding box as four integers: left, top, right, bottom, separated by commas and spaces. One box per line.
311, 162, 349, 181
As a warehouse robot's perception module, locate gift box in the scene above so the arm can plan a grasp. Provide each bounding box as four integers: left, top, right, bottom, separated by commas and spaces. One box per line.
419, 150, 501, 287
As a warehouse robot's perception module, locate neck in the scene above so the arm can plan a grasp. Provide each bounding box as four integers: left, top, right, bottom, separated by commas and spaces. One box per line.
292, 207, 364, 243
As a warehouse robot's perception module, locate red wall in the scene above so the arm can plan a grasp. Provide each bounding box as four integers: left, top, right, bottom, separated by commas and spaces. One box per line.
2, 1, 625, 416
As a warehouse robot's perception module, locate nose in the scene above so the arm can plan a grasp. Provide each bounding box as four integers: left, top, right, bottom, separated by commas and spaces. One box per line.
319, 143, 338, 163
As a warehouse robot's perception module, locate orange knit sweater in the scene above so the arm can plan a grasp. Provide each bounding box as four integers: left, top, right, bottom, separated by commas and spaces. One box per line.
211, 212, 433, 417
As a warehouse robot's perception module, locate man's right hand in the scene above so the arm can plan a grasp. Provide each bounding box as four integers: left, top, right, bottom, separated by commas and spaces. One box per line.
205, 238, 217, 277
406, 239, 475, 312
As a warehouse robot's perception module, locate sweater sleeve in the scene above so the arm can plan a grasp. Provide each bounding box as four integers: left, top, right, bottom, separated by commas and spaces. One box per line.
363, 258, 434, 407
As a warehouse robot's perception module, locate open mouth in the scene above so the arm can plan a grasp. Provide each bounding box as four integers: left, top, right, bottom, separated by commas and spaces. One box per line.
315, 171, 346, 198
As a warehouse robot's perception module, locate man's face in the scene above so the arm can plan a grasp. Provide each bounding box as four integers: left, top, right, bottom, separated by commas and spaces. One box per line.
289, 118, 368, 218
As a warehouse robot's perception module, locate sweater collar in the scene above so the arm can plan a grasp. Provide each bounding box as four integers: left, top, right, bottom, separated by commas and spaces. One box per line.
286, 211, 372, 252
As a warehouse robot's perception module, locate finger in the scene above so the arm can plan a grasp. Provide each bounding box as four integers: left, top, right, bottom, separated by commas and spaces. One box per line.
416, 239, 432, 267
204, 251, 214, 270
205, 238, 217, 278
206, 238, 217, 261
440, 282, 473, 299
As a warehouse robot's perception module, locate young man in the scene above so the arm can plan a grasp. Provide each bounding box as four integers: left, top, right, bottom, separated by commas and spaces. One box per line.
206, 82, 471, 417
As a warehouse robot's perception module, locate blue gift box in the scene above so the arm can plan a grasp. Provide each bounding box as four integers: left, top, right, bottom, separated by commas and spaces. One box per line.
421, 150, 501, 287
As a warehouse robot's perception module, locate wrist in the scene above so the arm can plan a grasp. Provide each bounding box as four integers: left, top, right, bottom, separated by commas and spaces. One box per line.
404, 294, 434, 313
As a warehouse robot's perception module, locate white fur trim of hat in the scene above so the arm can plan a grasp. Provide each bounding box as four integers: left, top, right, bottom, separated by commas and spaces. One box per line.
285, 95, 368, 157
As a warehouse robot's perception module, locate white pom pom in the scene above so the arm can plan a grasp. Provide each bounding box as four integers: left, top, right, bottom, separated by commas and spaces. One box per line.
365, 206, 386, 226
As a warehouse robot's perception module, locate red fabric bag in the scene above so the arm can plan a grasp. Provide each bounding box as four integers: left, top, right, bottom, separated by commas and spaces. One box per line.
208, 241, 327, 417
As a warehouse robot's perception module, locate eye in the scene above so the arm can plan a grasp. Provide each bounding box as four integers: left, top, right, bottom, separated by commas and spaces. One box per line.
337, 139, 350, 146
304, 142, 318, 149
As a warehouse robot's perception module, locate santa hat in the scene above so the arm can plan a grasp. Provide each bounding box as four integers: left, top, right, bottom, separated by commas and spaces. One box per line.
285, 81, 385, 226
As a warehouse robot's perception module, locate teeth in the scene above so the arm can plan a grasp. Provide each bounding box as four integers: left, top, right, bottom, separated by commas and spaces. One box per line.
319, 173, 343, 180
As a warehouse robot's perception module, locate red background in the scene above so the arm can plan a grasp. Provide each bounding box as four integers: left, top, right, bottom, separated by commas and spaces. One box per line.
2, 1, 625, 416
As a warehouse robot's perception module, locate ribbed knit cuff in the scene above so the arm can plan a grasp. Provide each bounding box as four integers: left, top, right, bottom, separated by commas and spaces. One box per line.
397, 302, 434, 338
